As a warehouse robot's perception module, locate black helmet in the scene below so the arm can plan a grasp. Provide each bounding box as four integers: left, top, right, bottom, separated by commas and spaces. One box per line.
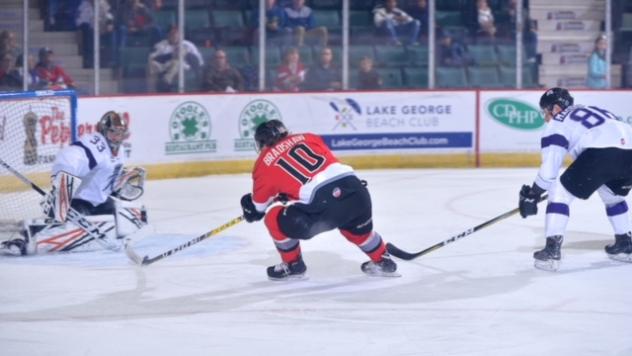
539, 87, 574, 112
96, 111, 128, 153
254, 120, 288, 150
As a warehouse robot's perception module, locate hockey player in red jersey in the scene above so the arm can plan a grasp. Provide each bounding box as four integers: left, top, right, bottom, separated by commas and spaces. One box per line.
240, 120, 398, 280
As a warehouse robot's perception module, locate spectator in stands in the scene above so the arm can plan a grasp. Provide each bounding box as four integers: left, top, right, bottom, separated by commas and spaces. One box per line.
0, 53, 21, 91
202, 49, 245, 92
438, 34, 472, 67
476, 0, 496, 39
373, 0, 420, 46
303, 47, 341, 91
357, 56, 382, 90
76, 0, 118, 68
524, 19, 539, 63
285, 0, 328, 47
46, 0, 81, 30
35, 48, 76, 90
251, 0, 292, 46
587, 34, 608, 89
275, 47, 305, 92
14, 54, 44, 90
118, 0, 163, 47
0, 31, 19, 58
148, 27, 203, 92
406, 0, 428, 40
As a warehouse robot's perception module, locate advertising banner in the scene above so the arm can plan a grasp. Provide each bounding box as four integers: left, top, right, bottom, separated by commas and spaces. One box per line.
78, 91, 475, 165
479, 90, 632, 153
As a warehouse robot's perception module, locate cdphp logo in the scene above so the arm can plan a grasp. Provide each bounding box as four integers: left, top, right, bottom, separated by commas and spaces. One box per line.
487, 98, 544, 130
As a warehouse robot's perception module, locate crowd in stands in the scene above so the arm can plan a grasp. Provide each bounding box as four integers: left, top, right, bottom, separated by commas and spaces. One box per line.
0, 30, 76, 92
2, 0, 632, 92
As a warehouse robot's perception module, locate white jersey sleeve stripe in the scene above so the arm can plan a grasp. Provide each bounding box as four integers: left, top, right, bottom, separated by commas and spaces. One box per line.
72, 141, 97, 170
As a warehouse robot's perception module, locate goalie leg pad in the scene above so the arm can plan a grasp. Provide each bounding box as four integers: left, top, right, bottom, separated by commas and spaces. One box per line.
42, 171, 83, 222
115, 204, 148, 239
30, 215, 118, 254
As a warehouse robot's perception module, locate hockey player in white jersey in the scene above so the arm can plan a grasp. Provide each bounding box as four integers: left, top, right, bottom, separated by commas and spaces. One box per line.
1, 111, 147, 255
519, 87, 632, 271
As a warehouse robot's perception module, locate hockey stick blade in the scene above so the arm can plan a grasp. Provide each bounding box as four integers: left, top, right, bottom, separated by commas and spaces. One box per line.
124, 216, 244, 266
387, 194, 548, 261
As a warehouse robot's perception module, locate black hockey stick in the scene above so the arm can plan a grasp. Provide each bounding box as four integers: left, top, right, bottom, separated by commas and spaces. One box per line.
0, 158, 118, 251
386, 194, 548, 261
124, 215, 244, 266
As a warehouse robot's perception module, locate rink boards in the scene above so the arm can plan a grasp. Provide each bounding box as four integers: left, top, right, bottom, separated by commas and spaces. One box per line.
75, 90, 632, 179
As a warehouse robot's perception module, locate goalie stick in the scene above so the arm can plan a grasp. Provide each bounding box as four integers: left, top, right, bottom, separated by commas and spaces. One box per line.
386, 194, 548, 261
124, 215, 244, 266
0, 158, 119, 251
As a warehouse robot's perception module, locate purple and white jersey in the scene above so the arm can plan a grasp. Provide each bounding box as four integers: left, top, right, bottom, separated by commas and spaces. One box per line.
52, 132, 124, 206
535, 105, 632, 190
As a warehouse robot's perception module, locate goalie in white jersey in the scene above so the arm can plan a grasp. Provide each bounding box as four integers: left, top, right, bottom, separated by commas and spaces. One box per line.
1, 111, 148, 255
519, 87, 632, 271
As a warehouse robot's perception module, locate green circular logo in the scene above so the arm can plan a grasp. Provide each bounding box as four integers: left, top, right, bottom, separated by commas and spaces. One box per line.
170, 101, 211, 141
238, 100, 282, 139
487, 98, 544, 130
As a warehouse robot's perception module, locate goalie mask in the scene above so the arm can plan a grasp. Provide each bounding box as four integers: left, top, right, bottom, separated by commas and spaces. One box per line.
96, 111, 129, 154
254, 120, 288, 151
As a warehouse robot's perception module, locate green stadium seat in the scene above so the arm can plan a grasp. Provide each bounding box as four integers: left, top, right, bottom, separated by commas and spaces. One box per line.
403, 67, 428, 88
436, 66, 468, 88
407, 45, 428, 66
313, 11, 340, 30
378, 68, 404, 89
253, 46, 282, 67
211, 10, 244, 28
349, 45, 376, 66
350, 10, 372, 27
436, 11, 462, 27
467, 66, 502, 88
499, 65, 538, 88
468, 44, 499, 66
620, 13, 632, 31
375, 46, 408, 67
120, 47, 151, 76
222, 46, 251, 67
153, 10, 176, 32
185, 10, 210, 32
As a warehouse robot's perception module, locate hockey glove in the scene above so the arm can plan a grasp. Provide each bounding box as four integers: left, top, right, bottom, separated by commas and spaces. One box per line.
519, 184, 545, 218
241, 193, 265, 223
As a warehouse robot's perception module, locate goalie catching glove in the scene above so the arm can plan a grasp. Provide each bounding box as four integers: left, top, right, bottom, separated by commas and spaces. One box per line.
41, 171, 82, 222
113, 167, 146, 201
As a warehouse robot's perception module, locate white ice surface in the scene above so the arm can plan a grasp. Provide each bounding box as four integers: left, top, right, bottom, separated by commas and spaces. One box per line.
1, 169, 631, 356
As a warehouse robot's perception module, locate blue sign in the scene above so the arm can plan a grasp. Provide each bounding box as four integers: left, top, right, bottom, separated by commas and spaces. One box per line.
322, 132, 472, 150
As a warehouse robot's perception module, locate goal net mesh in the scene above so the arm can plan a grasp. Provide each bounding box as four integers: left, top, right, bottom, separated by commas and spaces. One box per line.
0, 91, 76, 235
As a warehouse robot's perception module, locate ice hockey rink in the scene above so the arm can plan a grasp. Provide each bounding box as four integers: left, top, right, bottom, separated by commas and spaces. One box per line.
1, 168, 631, 356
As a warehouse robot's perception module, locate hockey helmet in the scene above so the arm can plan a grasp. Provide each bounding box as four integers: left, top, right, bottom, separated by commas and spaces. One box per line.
539, 87, 574, 112
254, 120, 288, 151
96, 111, 129, 153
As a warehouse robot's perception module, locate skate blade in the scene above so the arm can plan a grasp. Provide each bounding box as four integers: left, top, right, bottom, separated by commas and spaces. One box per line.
268, 273, 308, 282
363, 271, 402, 278
607, 253, 632, 263
534, 259, 560, 272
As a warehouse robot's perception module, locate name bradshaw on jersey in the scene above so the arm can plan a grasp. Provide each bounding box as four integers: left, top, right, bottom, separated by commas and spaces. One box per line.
52, 132, 125, 205
262, 134, 306, 166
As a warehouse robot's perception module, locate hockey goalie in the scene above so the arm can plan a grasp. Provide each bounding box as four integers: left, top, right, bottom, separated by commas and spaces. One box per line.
1, 111, 148, 256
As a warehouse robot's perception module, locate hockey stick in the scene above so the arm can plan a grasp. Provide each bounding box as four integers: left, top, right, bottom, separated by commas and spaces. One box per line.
0, 158, 119, 251
124, 215, 244, 266
386, 194, 548, 261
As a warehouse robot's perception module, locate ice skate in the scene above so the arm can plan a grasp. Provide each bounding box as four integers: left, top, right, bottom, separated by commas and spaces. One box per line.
605, 232, 632, 263
0, 238, 28, 256
361, 254, 400, 277
267, 258, 307, 281
533, 235, 563, 271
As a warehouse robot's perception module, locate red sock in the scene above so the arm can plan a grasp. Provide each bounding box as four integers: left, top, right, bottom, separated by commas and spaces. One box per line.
340, 230, 386, 262
265, 206, 301, 263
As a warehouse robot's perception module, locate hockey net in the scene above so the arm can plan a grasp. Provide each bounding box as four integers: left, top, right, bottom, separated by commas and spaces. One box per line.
0, 90, 77, 237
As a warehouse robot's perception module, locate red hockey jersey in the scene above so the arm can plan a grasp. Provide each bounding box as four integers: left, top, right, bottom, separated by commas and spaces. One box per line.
251, 133, 354, 212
